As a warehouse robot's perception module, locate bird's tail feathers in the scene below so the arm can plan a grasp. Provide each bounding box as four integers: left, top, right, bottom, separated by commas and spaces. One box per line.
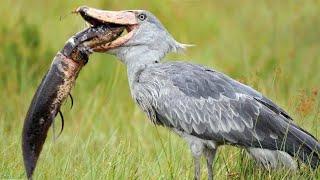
284, 123, 320, 169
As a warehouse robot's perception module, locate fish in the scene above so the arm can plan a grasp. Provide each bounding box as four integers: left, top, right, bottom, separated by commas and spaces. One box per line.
22, 23, 124, 179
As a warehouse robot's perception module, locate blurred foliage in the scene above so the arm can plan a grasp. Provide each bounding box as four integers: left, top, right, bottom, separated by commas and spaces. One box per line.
0, 0, 319, 179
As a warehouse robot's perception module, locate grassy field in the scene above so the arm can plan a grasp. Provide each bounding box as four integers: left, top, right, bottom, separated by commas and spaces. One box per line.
1, 0, 320, 179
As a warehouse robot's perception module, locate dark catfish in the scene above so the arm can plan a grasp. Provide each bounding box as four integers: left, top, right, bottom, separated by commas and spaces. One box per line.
22, 25, 124, 179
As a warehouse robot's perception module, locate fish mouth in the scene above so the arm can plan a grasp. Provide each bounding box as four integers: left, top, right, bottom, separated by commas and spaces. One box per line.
75, 6, 139, 52
21, 8, 130, 179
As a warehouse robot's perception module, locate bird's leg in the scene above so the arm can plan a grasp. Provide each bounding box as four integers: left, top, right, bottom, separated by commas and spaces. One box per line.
204, 147, 217, 180
189, 142, 204, 180
193, 154, 201, 180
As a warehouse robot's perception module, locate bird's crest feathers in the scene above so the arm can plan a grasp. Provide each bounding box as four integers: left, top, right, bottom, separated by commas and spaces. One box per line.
172, 41, 195, 53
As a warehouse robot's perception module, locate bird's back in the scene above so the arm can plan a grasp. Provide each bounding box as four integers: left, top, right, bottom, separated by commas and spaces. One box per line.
130, 61, 319, 168
132, 61, 292, 126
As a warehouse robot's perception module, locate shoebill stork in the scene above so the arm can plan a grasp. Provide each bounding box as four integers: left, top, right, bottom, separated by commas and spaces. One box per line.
74, 6, 319, 179
75, 6, 320, 179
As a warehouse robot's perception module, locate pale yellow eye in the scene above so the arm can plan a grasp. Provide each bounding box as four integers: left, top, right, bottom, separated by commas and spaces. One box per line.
138, 13, 147, 21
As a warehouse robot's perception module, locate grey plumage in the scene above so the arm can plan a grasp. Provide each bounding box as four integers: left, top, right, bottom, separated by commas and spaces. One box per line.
132, 62, 319, 168
96, 9, 320, 179
247, 148, 297, 169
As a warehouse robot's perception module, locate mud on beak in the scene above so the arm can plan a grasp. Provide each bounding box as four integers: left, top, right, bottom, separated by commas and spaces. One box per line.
75, 6, 139, 52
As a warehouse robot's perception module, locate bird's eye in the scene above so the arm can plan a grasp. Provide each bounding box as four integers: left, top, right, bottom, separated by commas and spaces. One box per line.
138, 13, 147, 21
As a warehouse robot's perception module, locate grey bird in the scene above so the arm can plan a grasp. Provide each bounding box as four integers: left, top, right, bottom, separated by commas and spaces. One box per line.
76, 6, 320, 179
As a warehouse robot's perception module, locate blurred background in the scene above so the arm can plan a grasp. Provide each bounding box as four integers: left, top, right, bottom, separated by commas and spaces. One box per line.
0, 0, 319, 179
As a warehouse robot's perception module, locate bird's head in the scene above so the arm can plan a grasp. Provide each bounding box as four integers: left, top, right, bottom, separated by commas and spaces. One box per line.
76, 6, 190, 64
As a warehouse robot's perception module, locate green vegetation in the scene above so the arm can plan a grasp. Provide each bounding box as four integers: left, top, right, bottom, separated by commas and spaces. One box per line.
0, 0, 319, 179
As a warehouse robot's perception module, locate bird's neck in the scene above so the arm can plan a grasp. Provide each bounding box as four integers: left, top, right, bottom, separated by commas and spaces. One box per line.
121, 48, 166, 87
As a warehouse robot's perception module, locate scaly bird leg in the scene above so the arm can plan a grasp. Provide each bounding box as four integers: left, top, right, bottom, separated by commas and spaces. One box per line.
189, 142, 204, 180
193, 155, 201, 180
204, 147, 217, 180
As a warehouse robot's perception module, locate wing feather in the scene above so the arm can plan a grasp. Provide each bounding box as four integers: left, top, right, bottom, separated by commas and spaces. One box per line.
133, 62, 295, 149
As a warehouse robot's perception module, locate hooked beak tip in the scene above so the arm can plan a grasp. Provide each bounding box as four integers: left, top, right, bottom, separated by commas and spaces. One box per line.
73, 6, 89, 14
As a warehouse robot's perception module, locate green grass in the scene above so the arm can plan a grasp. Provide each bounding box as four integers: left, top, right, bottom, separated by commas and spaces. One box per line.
1, 0, 320, 179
